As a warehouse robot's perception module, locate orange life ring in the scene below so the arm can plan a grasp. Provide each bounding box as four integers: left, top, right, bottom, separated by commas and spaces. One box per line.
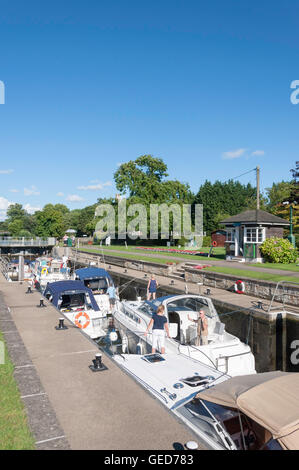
212, 241, 217, 247
75, 312, 90, 329
234, 280, 245, 294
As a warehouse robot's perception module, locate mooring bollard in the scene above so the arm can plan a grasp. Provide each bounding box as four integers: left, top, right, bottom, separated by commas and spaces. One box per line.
26, 286, 33, 294
89, 353, 108, 372
257, 301, 263, 309
38, 298, 46, 308
205, 288, 211, 296
55, 318, 68, 331
170, 279, 175, 286
144, 273, 148, 279
124, 268, 128, 273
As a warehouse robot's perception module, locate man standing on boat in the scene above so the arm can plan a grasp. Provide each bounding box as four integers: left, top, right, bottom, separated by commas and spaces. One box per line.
145, 305, 170, 354
188, 310, 208, 346
107, 284, 117, 313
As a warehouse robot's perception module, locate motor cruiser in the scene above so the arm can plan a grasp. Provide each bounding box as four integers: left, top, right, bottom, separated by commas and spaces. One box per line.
44, 280, 108, 339
113, 294, 256, 376
33, 257, 71, 290
75, 267, 114, 313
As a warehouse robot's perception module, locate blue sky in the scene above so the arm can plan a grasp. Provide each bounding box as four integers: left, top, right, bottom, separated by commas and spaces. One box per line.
0, 0, 299, 219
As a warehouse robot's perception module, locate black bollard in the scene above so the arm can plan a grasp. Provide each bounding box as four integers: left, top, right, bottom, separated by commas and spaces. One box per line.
38, 298, 46, 308
55, 318, 68, 331
170, 279, 175, 286
89, 353, 108, 372
26, 286, 33, 294
257, 301, 263, 310
205, 288, 211, 296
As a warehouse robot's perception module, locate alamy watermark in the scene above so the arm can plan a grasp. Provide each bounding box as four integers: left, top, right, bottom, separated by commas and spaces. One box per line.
0, 80, 5, 104
95, 201, 203, 246
290, 80, 299, 104
0, 340, 4, 365
290, 340, 299, 366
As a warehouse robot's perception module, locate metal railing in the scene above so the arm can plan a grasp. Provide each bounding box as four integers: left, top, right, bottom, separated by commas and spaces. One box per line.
0, 237, 56, 247
268, 280, 299, 313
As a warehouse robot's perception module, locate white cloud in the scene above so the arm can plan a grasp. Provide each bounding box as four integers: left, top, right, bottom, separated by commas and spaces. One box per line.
9, 189, 19, 193
57, 192, 64, 197
251, 150, 265, 156
24, 185, 40, 196
0, 169, 14, 175
0, 197, 12, 220
66, 194, 85, 202
24, 203, 41, 214
77, 181, 112, 191
222, 148, 248, 160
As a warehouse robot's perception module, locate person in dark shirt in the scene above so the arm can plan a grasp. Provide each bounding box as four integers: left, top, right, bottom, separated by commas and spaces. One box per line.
145, 305, 170, 354
147, 275, 159, 300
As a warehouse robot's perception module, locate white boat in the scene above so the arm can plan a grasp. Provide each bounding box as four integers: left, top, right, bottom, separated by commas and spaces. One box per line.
113, 294, 256, 376
33, 257, 71, 289
44, 280, 109, 339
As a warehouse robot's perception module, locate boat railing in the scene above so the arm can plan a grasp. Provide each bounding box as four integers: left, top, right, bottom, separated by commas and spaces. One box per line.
215, 350, 253, 375
177, 342, 218, 369
268, 280, 299, 314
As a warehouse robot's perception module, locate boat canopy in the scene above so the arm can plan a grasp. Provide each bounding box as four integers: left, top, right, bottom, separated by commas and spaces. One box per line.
44, 280, 100, 311
196, 371, 299, 450
75, 267, 113, 283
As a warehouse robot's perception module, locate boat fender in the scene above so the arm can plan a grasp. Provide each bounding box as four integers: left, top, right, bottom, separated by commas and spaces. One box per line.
234, 280, 245, 294
136, 342, 143, 355
109, 330, 118, 342
122, 335, 128, 353
75, 312, 90, 329
41, 267, 48, 275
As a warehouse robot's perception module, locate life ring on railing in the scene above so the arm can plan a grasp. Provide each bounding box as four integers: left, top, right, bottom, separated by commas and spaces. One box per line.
75, 312, 90, 329
41, 267, 48, 275
234, 280, 245, 294
212, 241, 218, 247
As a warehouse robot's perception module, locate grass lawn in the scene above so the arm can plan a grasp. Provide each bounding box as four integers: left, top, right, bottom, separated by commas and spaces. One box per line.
251, 262, 299, 272
79, 244, 226, 262
79, 247, 177, 264
205, 266, 299, 284
0, 332, 35, 450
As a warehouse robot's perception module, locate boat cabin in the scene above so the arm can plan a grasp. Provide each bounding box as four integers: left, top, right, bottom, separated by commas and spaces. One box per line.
44, 280, 100, 313
75, 267, 114, 294
144, 295, 225, 345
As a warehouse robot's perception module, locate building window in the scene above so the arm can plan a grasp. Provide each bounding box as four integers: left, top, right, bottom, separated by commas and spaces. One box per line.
226, 229, 235, 242
244, 227, 265, 244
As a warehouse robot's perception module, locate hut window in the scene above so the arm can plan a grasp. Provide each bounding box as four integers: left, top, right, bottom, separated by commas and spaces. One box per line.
226, 229, 235, 242
245, 227, 265, 243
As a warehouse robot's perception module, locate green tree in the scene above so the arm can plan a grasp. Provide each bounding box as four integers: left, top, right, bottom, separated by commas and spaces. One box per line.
35, 206, 66, 238
8, 219, 24, 236
6, 204, 27, 224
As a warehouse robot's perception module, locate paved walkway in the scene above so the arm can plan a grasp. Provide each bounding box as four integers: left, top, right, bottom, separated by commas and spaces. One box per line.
0, 276, 201, 450
83, 247, 299, 278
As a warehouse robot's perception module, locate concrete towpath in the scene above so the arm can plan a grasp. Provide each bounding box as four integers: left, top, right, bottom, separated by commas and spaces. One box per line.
0, 276, 202, 450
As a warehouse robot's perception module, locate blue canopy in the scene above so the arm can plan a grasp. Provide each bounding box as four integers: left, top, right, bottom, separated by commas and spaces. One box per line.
75, 267, 113, 284
44, 280, 100, 311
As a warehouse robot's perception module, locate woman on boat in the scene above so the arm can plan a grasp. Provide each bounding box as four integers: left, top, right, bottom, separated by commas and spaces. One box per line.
147, 275, 159, 301
145, 305, 170, 354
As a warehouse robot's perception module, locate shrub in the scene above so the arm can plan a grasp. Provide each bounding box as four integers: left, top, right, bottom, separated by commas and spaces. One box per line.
260, 237, 298, 263
202, 235, 211, 247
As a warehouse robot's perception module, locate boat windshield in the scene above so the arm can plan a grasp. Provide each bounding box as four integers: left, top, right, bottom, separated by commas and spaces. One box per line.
60, 293, 86, 309
83, 278, 109, 293
166, 296, 217, 319
175, 396, 232, 449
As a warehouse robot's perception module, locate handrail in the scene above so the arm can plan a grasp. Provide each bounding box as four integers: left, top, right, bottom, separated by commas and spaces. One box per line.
268, 280, 299, 313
